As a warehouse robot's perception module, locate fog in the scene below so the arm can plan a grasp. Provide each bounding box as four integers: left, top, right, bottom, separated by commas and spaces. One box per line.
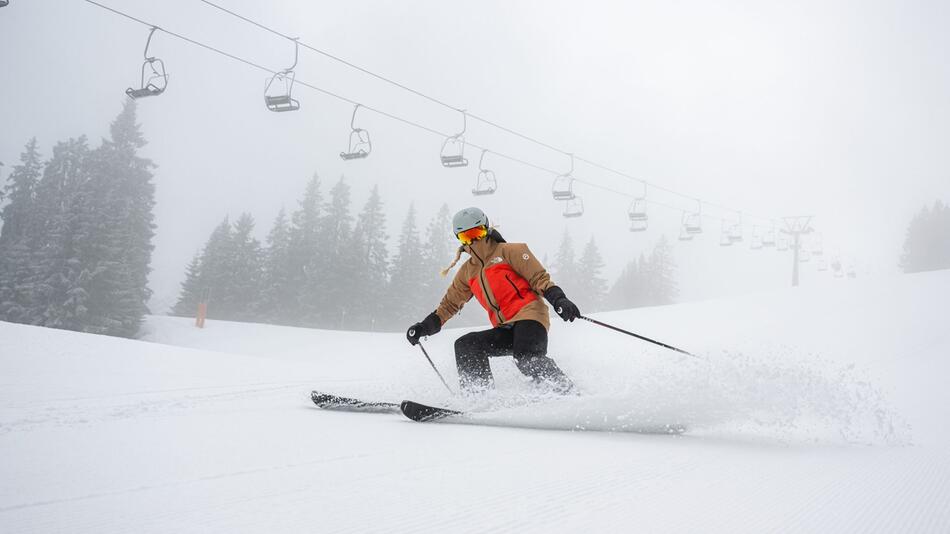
2, 0, 948, 312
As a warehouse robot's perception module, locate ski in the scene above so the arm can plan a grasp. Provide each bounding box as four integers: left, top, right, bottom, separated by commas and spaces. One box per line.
310, 390, 401, 414
399, 400, 464, 422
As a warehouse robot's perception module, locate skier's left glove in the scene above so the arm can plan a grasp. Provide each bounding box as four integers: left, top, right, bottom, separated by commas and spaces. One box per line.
544, 286, 581, 322
406, 311, 442, 345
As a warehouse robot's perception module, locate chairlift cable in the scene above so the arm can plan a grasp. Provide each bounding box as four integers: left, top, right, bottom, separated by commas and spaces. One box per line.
191, 0, 784, 228
86, 0, 781, 230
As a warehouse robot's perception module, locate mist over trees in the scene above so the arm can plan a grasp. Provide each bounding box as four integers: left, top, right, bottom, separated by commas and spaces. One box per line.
0, 102, 155, 337
173, 177, 460, 331
899, 200, 950, 274
171, 188, 680, 332
607, 234, 679, 309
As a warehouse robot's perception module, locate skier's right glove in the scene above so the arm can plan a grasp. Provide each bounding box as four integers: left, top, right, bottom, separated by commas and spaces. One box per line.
544, 286, 581, 322
406, 311, 442, 345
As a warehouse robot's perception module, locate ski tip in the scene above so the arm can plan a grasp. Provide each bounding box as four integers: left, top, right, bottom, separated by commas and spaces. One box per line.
399, 400, 462, 422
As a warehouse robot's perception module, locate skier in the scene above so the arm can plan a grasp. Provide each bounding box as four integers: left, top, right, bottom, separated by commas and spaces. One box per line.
406, 207, 581, 394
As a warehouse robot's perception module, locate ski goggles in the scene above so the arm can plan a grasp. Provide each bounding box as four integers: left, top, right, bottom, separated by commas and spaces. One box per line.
456, 225, 488, 245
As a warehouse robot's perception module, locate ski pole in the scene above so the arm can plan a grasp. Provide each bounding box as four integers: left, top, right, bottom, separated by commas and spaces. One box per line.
410, 335, 454, 395
576, 314, 699, 358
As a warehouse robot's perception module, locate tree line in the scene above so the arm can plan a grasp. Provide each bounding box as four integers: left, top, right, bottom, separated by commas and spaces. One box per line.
0, 102, 155, 337
900, 200, 950, 274
172, 180, 679, 332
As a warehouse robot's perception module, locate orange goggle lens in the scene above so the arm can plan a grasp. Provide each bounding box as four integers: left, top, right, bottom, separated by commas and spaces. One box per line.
457, 226, 488, 245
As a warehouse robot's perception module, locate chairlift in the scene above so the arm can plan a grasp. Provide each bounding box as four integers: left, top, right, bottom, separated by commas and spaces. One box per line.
777, 237, 789, 251
817, 258, 828, 272
563, 196, 584, 218
811, 233, 824, 256
762, 227, 776, 247
799, 248, 812, 263
728, 224, 743, 243
728, 213, 743, 242
126, 27, 168, 100
678, 214, 693, 241
340, 104, 371, 160
629, 218, 648, 232
264, 38, 300, 112
684, 201, 702, 234
750, 227, 763, 250
719, 221, 732, 247
440, 110, 468, 168
552, 153, 575, 200
472, 149, 497, 196
628, 198, 648, 222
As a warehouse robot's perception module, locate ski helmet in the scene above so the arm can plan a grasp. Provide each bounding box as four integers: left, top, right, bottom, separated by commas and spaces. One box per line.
452, 207, 489, 235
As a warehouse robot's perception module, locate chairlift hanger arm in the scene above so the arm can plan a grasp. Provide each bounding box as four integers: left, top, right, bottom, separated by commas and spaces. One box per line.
350, 103, 363, 130
143, 26, 160, 59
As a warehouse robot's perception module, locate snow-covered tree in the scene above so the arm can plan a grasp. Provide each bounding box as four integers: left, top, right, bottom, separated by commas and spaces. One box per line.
290, 175, 323, 325
387, 203, 427, 327
349, 185, 389, 330
0, 137, 42, 245
314, 177, 354, 328
229, 213, 264, 322
575, 237, 608, 312
259, 208, 294, 323
551, 229, 579, 292
172, 253, 203, 317
421, 203, 453, 310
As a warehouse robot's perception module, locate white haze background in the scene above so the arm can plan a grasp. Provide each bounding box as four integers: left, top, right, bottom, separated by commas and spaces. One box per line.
1, 0, 948, 312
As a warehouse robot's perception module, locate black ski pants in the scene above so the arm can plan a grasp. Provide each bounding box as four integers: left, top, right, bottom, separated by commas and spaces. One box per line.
454, 319, 567, 392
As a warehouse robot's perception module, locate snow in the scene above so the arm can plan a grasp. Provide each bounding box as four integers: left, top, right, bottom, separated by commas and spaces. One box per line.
2, 271, 949, 532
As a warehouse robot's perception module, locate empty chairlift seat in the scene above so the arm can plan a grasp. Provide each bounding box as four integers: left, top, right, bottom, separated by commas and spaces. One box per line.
551, 175, 575, 200
440, 110, 469, 168
126, 27, 168, 100
472, 150, 497, 195
562, 196, 584, 218
264, 38, 301, 112
340, 104, 371, 160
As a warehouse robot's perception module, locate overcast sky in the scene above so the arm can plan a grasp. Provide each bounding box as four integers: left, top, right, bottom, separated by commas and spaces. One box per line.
2, 0, 948, 311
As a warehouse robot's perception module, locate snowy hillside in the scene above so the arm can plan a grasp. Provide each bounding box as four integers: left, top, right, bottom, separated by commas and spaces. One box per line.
2, 271, 949, 532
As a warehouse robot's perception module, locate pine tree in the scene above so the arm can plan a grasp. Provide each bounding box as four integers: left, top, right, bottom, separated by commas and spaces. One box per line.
196, 217, 235, 319
349, 185, 389, 330
388, 203, 427, 328
29, 137, 91, 329
230, 213, 264, 322
260, 208, 294, 323
551, 229, 578, 291
67, 101, 157, 337
172, 253, 203, 317
575, 237, 608, 312
421, 204, 453, 310
642, 234, 678, 306
309, 176, 353, 328
0, 137, 42, 245
290, 175, 323, 325
900, 200, 950, 273
0, 138, 43, 322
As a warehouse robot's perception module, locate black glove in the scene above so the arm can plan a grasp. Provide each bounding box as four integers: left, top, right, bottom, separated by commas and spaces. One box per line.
544, 286, 581, 322
406, 311, 442, 345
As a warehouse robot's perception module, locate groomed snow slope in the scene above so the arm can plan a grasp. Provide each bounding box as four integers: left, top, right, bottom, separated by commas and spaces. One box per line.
2, 270, 949, 533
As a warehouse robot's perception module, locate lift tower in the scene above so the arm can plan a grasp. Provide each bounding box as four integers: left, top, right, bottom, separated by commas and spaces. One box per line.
782, 216, 813, 287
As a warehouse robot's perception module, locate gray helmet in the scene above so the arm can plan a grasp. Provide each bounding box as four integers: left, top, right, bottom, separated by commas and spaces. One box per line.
452, 207, 489, 235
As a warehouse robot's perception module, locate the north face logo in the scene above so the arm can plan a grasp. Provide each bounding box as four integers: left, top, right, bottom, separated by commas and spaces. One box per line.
490, 257, 504, 264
